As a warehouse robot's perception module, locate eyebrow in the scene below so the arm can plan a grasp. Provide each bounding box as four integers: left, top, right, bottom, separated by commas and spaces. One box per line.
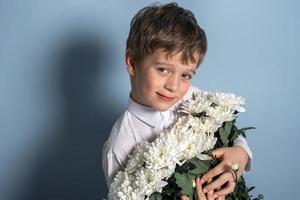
154, 61, 196, 75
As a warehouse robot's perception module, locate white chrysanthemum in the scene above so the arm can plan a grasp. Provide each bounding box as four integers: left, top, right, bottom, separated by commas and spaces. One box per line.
206, 106, 236, 124
134, 167, 168, 197
196, 133, 217, 160
109, 171, 143, 200
176, 128, 199, 160
179, 91, 212, 114
189, 115, 221, 134
126, 144, 147, 174
205, 133, 218, 150
170, 116, 216, 161
144, 138, 177, 171
160, 130, 182, 165
171, 115, 192, 133
209, 92, 246, 112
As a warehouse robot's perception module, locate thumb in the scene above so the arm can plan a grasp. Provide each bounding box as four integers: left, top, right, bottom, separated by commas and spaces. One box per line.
211, 147, 227, 158
180, 195, 189, 200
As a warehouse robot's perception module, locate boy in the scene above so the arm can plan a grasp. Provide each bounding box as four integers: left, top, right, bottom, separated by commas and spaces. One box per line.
102, 3, 252, 199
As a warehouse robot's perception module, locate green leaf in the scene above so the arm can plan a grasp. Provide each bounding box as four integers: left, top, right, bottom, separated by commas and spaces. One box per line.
229, 125, 238, 140
162, 185, 175, 197
187, 158, 211, 176
149, 192, 163, 200
238, 127, 256, 137
174, 172, 194, 198
248, 186, 255, 192
219, 121, 233, 146
239, 127, 256, 132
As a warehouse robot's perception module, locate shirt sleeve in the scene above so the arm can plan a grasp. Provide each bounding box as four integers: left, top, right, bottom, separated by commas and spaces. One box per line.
102, 146, 125, 188
233, 135, 253, 171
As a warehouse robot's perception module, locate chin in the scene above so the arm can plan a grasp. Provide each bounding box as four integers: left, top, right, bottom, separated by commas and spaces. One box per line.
153, 104, 172, 112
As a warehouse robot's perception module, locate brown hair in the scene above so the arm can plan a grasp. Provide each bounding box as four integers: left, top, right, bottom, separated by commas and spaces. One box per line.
126, 2, 207, 66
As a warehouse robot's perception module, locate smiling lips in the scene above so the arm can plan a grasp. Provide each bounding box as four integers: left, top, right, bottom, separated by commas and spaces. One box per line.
156, 92, 176, 102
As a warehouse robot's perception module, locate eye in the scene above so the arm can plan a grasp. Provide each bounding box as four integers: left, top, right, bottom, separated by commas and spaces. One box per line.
182, 73, 193, 80
157, 67, 169, 74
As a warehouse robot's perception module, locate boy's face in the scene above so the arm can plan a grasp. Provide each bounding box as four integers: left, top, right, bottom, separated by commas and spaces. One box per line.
126, 48, 198, 111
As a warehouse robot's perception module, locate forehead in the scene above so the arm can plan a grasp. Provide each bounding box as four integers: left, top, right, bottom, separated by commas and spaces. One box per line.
146, 48, 199, 66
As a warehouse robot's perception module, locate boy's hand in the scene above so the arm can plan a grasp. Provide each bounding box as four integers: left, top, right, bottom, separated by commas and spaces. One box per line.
200, 146, 249, 198
180, 177, 215, 200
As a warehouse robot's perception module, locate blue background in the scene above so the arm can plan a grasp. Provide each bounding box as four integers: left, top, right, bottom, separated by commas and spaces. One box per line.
1, 0, 299, 199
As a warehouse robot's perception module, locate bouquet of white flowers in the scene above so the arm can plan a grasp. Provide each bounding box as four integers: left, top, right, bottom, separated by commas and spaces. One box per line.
108, 91, 263, 200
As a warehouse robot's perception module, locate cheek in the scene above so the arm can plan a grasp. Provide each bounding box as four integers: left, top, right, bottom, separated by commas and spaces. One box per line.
179, 82, 191, 97
143, 71, 162, 90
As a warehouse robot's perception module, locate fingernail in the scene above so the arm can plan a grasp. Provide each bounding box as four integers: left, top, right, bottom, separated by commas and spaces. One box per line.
214, 194, 218, 198
200, 179, 205, 184
203, 188, 208, 193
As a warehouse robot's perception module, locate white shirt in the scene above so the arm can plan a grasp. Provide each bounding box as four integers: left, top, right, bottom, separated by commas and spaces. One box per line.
102, 86, 252, 187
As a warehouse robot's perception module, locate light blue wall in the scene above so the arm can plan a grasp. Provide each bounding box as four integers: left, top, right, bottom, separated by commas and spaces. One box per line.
1, 0, 299, 199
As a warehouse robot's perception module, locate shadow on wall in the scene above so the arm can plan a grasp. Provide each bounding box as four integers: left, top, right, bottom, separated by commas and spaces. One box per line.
30, 32, 118, 200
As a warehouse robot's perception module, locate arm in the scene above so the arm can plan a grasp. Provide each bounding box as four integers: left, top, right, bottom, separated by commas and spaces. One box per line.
102, 145, 125, 188
176, 86, 252, 198
200, 136, 252, 199
233, 135, 252, 171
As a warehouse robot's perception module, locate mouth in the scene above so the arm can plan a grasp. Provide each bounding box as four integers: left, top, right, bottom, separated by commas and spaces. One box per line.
156, 92, 176, 102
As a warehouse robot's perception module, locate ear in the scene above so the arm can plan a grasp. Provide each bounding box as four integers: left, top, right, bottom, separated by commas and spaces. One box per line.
125, 49, 136, 76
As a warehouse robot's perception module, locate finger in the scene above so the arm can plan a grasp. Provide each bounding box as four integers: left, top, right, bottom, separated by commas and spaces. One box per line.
204, 177, 213, 187
180, 195, 189, 200
203, 171, 234, 192
196, 177, 207, 200
216, 195, 225, 200
214, 185, 225, 199
206, 190, 214, 200
211, 147, 227, 158
213, 181, 236, 197
215, 185, 222, 192
202, 178, 215, 200
207, 177, 213, 183
200, 163, 227, 184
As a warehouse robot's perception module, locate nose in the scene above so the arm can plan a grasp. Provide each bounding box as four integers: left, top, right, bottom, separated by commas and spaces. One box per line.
164, 74, 179, 92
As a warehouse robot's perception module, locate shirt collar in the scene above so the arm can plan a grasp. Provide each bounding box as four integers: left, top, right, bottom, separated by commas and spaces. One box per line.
127, 96, 173, 127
